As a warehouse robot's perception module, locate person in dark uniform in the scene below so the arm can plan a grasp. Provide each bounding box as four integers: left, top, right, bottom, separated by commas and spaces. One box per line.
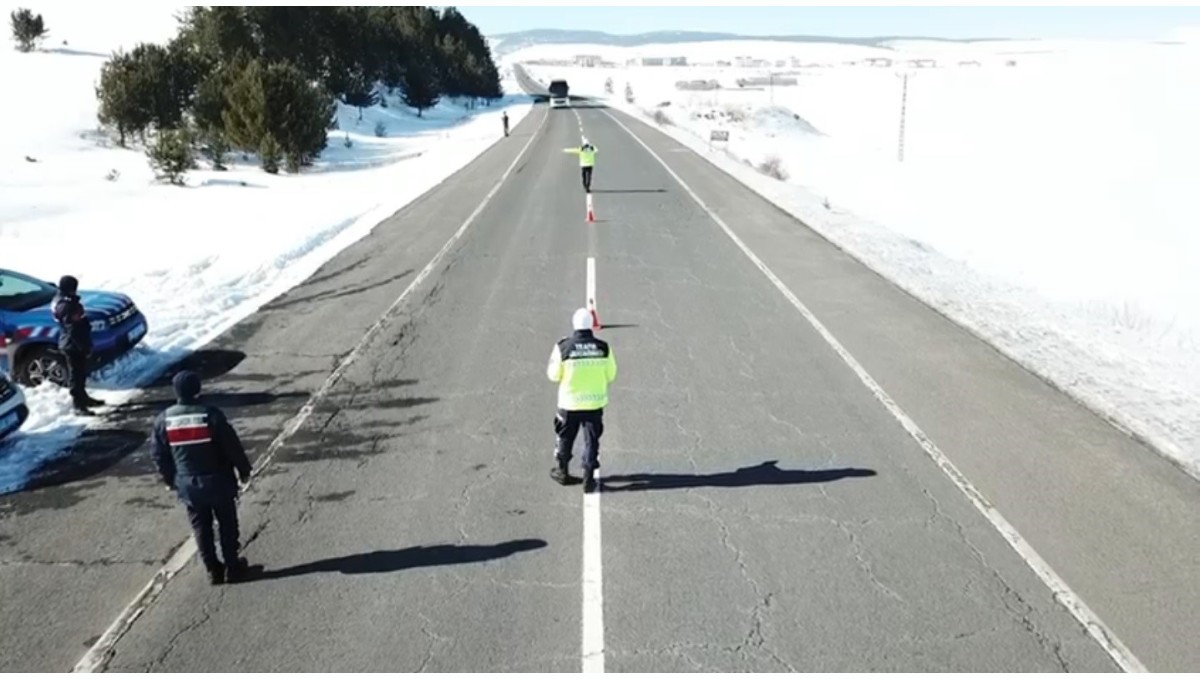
51, 275, 103, 415
502, 111, 510, 137
151, 370, 254, 585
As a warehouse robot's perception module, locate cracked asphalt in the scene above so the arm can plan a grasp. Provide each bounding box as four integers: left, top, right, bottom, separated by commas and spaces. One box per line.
1, 94, 1197, 671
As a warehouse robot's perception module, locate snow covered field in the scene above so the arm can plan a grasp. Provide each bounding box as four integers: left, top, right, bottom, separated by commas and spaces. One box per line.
516, 38, 1200, 476
0, 15, 530, 492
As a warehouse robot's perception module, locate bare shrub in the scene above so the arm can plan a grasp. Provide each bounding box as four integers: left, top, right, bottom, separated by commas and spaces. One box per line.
757, 155, 788, 181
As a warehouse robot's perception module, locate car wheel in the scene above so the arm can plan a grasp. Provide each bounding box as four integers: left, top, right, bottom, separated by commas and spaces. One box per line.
17, 347, 68, 388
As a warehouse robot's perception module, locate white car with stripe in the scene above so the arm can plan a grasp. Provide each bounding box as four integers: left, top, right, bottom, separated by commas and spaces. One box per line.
0, 372, 28, 441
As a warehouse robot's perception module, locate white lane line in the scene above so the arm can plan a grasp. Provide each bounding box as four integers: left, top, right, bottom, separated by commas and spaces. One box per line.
581, 255, 605, 674
582, 471, 604, 673
72, 107, 552, 674
600, 109, 1148, 674
586, 256, 597, 311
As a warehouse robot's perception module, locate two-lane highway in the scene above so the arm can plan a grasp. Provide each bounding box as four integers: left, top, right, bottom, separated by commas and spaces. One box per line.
1, 77, 1197, 672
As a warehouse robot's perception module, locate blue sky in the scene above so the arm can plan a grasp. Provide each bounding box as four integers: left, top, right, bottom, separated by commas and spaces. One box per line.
458, 6, 1200, 41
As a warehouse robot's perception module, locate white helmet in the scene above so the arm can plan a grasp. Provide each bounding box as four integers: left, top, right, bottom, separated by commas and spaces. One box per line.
572, 307, 593, 331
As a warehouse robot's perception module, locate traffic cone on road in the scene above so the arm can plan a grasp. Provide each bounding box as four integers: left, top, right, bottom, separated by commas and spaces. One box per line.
588, 297, 602, 330
586, 194, 596, 223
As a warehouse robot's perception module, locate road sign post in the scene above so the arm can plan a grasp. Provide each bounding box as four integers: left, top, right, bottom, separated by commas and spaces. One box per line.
710, 129, 730, 153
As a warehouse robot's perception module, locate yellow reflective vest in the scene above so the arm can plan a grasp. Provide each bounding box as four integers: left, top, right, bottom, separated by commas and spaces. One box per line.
547, 330, 616, 411
565, 145, 598, 167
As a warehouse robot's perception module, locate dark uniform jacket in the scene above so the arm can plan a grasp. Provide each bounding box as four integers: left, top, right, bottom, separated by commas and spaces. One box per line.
151, 402, 252, 502
51, 293, 92, 354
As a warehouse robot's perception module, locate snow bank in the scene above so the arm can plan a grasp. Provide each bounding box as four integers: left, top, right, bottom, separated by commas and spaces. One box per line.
517, 39, 1200, 477
0, 39, 531, 492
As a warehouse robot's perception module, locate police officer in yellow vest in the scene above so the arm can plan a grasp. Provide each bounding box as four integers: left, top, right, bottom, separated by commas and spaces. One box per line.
547, 308, 617, 492
565, 137, 598, 193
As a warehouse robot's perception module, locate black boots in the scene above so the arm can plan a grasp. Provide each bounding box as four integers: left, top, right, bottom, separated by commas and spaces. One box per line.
207, 564, 225, 586
550, 461, 579, 486
208, 557, 250, 585
551, 461, 598, 492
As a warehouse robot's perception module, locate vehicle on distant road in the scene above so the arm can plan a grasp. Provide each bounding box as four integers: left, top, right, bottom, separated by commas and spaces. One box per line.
549, 79, 570, 108
0, 372, 28, 441
0, 268, 148, 387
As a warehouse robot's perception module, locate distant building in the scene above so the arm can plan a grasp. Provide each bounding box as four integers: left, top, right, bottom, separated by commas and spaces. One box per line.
575, 55, 601, 67
642, 57, 665, 66
909, 58, 937, 68
957, 60, 982, 67
865, 57, 893, 67
675, 79, 720, 91
669, 56, 688, 66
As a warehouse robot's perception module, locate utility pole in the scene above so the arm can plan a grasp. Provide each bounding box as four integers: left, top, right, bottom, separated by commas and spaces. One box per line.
895, 70, 913, 163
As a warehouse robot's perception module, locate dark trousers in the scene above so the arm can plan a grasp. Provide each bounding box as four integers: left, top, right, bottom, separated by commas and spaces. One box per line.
555, 408, 604, 471
581, 166, 593, 192
178, 476, 241, 572
65, 350, 89, 407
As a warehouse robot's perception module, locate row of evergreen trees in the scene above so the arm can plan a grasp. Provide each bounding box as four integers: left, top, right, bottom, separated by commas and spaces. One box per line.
95, 6, 503, 177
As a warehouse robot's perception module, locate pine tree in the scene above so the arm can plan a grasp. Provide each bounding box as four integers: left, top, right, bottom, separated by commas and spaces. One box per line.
10, 8, 47, 52
96, 50, 152, 146
221, 59, 267, 152
259, 133, 282, 174
146, 128, 196, 185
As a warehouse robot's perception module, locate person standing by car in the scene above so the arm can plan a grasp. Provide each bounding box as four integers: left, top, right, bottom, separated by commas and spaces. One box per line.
51, 275, 103, 415
152, 370, 254, 585
546, 307, 617, 493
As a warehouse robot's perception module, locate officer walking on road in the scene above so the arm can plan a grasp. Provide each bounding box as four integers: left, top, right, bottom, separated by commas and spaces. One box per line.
502, 111, 510, 137
152, 370, 254, 585
564, 137, 598, 193
51, 275, 103, 416
547, 308, 617, 493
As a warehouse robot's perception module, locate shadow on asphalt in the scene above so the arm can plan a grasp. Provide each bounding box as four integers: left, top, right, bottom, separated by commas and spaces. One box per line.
591, 189, 667, 194
246, 539, 548, 581
601, 461, 877, 493
148, 349, 248, 387
109, 390, 309, 416
597, 324, 638, 330
15, 429, 149, 498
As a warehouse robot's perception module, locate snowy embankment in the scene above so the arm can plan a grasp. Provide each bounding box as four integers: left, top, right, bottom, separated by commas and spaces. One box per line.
519, 39, 1200, 477
0, 43, 530, 492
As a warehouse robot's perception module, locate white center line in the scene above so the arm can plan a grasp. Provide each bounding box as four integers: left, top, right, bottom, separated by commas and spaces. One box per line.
599, 108, 1147, 674
582, 255, 604, 674
72, 107, 551, 674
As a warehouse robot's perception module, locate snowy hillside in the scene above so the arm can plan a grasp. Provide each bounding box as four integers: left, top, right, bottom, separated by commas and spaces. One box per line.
514, 38, 1200, 476
0, 10, 531, 492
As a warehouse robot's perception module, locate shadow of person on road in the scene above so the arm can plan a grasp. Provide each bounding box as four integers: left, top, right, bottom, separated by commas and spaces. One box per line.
602, 461, 877, 493
246, 539, 548, 581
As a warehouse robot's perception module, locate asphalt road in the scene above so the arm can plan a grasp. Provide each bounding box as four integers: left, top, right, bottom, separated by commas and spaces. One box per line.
0, 77, 1197, 672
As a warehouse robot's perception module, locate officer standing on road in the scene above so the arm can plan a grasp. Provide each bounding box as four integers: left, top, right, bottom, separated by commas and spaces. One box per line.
547, 308, 617, 493
564, 137, 598, 193
502, 111, 510, 137
51, 275, 103, 416
151, 370, 254, 585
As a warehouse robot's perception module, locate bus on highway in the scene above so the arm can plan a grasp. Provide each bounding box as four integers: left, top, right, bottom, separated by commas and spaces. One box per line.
549, 79, 569, 108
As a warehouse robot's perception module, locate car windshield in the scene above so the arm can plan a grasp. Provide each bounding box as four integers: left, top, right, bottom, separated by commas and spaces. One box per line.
0, 271, 56, 312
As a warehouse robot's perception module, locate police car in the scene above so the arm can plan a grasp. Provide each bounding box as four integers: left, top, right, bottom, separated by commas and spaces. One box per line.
0, 268, 148, 387
0, 372, 27, 441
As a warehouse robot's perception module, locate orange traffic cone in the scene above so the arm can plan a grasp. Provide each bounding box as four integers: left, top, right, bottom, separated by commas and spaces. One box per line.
589, 298, 602, 330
